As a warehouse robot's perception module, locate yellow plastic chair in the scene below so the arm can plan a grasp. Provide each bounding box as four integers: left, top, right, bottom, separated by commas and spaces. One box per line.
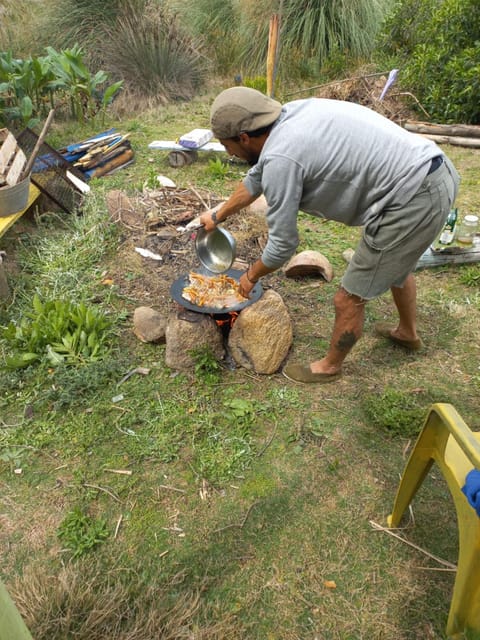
0, 578, 33, 640
387, 403, 480, 639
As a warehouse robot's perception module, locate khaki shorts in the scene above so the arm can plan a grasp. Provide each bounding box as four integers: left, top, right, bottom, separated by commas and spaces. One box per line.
342, 158, 460, 300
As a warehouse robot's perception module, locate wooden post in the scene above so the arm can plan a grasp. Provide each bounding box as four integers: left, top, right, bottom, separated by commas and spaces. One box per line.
267, 14, 280, 98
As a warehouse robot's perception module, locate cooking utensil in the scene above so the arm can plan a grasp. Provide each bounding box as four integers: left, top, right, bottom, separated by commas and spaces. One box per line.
170, 268, 263, 314
195, 226, 236, 273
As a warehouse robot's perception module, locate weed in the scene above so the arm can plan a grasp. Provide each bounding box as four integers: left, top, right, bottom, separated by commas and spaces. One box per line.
1, 295, 114, 369
57, 507, 109, 558
362, 387, 428, 437
207, 157, 230, 179
459, 265, 480, 287
191, 345, 222, 384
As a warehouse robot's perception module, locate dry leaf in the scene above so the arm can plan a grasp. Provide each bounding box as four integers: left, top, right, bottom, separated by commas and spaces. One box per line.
324, 580, 337, 589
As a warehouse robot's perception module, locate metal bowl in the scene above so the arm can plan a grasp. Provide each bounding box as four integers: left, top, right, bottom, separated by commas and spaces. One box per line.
195, 226, 236, 273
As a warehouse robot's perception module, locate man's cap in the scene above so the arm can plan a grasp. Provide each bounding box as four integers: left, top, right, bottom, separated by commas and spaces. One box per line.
210, 87, 282, 139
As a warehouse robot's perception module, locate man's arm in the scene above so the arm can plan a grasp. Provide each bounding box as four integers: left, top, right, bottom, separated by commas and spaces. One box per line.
199, 182, 258, 231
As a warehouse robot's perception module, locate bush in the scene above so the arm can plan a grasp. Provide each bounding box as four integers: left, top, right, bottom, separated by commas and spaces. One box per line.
376, 0, 480, 123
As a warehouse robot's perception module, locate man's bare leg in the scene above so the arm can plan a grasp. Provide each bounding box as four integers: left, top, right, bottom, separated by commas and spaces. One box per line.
310, 288, 366, 375
389, 273, 420, 342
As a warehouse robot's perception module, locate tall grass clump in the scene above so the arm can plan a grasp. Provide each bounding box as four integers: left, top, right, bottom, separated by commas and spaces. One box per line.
174, 0, 390, 80
102, 0, 207, 104
38, 0, 127, 69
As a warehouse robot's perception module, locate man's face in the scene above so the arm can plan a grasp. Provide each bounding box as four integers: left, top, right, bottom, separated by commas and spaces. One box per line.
219, 136, 260, 166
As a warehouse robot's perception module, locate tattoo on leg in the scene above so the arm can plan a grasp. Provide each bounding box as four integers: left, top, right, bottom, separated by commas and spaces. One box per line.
336, 331, 357, 352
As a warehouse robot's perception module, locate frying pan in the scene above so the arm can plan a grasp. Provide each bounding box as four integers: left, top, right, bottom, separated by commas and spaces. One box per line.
170, 268, 263, 314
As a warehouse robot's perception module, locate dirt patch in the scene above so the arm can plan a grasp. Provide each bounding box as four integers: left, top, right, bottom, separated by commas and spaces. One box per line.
104, 187, 277, 311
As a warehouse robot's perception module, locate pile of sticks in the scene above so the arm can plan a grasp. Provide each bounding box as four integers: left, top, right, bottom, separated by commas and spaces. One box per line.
59, 130, 134, 179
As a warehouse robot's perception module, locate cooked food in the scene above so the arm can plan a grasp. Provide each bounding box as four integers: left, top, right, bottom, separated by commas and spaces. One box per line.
182, 272, 247, 308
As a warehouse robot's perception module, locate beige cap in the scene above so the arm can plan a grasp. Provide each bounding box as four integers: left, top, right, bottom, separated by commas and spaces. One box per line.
210, 87, 282, 139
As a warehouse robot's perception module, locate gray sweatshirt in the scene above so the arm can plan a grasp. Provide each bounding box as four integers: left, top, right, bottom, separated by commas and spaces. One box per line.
243, 98, 442, 269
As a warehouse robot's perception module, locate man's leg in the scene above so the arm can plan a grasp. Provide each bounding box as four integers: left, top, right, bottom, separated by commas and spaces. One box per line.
389, 273, 420, 341
310, 287, 366, 375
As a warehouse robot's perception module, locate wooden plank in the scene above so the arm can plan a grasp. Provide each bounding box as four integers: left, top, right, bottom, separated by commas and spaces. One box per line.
416, 246, 480, 270
5, 148, 26, 186
0, 184, 40, 238
0, 132, 17, 173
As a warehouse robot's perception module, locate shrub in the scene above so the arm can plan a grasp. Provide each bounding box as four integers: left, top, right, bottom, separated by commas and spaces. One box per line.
375, 0, 480, 123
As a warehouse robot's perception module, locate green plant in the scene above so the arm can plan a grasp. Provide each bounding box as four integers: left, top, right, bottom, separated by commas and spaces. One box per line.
207, 157, 230, 179
362, 387, 428, 437
102, 1, 206, 102
191, 345, 222, 384
375, 0, 480, 123
57, 507, 109, 558
1, 295, 113, 369
459, 265, 480, 287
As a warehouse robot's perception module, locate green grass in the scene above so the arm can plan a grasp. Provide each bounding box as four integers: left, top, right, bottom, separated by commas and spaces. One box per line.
0, 95, 479, 639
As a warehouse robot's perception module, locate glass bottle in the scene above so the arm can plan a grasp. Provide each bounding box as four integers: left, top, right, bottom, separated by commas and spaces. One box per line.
456, 215, 479, 245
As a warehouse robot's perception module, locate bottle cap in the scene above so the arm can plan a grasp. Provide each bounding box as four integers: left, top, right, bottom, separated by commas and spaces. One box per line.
464, 215, 479, 223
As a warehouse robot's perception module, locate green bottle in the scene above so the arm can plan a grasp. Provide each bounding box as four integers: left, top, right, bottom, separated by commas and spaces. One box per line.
439, 208, 458, 245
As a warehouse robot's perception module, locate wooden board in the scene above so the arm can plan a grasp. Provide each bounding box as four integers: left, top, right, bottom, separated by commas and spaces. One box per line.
148, 140, 225, 152
0, 131, 17, 173
416, 246, 480, 270
0, 184, 40, 238
4, 148, 26, 186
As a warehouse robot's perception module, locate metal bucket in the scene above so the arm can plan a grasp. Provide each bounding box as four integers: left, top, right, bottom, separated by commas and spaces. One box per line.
0, 174, 31, 217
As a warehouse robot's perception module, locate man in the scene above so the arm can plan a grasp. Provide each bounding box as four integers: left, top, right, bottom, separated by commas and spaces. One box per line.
199, 87, 460, 383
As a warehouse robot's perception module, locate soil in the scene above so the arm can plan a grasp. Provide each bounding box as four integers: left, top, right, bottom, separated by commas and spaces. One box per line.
104, 187, 286, 314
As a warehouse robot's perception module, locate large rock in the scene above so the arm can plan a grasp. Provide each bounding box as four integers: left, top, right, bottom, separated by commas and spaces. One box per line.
228, 290, 293, 374
133, 306, 167, 343
165, 311, 225, 371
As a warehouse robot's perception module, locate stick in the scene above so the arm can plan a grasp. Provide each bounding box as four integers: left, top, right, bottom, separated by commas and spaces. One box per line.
83, 482, 122, 503
284, 72, 389, 97
369, 520, 457, 569
114, 514, 123, 539
158, 484, 186, 494
21, 109, 55, 179
213, 501, 260, 533
104, 469, 133, 476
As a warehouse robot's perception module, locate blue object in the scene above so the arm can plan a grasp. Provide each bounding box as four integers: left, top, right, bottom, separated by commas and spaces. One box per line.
462, 469, 480, 516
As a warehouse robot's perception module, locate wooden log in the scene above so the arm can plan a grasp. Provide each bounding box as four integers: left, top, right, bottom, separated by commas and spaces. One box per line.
90, 148, 134, 178
404, 121, 480, 139
414, 133, 480, 149
0, 132, 17, 173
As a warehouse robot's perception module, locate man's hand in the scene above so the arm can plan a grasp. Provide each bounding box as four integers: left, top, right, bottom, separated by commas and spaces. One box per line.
238, 271, 256, 298
199, 208, 219, 232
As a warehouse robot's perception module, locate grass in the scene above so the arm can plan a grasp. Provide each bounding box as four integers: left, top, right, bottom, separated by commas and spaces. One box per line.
1, 96, 480, 639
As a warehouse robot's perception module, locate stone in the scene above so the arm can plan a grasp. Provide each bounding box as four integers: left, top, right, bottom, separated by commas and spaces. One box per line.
133, 306, 167, 343
284, 250, 334, 282
228, 290, 293, 374
165, 311, 225, 371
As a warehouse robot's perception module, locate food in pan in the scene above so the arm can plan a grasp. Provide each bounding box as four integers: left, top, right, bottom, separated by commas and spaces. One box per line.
182, 272, 247, 308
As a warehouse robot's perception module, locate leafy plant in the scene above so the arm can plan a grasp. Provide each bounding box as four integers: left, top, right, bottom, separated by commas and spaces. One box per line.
207, 158, 230, 179
0, 46, 123, 128
1, 295, 113, 369
191, 345, 222, 384
57, 507, 109, 558
375, 0, 480, 123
